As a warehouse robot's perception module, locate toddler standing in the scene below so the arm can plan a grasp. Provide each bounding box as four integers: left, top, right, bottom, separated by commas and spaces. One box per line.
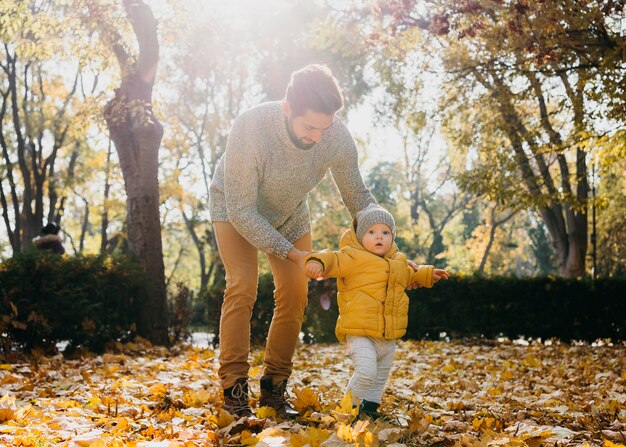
305, 204, 448, 420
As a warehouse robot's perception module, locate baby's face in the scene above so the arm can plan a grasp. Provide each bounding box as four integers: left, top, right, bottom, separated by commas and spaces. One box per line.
361, 223, 393, 257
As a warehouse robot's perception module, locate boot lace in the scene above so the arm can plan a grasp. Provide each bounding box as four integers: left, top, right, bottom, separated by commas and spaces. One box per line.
228, 381, 250, 414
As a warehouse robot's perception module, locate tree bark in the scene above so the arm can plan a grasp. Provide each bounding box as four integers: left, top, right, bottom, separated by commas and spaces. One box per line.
476, 69, 587, 277
477, 207, 516, 274
100, 138, 113, 255
104, 0, 168, 345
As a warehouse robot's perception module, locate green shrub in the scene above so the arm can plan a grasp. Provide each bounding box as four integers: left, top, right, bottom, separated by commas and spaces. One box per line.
205, 274, 626, 344
0, 252, 145, 354
405, 275, 626, 341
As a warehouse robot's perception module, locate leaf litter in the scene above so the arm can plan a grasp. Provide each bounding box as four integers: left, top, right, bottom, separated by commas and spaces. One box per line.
0, 337, 624, 446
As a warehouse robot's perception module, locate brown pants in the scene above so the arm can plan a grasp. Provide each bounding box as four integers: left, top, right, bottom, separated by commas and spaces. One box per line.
213, 222, 311, 389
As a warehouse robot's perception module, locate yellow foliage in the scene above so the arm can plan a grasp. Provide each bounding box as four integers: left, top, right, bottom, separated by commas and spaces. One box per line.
256, 406, 277, 419
240, 430, 259, 445
500, 369, 514, 380
604, 442, 626, 447
339, 390, 355, 414
149, 383, 168, 398
0, 394, 16, 423
292, 386, 322, 412
523, 355, 542, 368
182, 388, 213, 407
442, 363, 456, 372
208, 408, 235, 428
290, 427, 331, 447
336, 423, 355, 443
407, 411, 432, 436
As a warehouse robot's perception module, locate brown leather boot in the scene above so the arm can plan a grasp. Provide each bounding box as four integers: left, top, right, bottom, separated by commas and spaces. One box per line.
223, 378, 253, 418
259, 376, 299, 419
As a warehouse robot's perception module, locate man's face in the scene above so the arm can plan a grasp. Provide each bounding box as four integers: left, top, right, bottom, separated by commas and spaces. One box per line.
283, 102, 335, 150
361, 223, 393, 257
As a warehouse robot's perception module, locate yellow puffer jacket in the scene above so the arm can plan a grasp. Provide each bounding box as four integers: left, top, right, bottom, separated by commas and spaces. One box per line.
305, 228, 435, 343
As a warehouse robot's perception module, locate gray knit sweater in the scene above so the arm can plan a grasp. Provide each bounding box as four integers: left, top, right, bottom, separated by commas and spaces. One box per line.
209, 101, 374, 260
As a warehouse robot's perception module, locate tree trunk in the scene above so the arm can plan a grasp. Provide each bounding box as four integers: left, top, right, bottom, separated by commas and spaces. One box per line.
100, 138, 113, 255
478, 70, 588, 278
104, 0, 168, 345
477, 207, 516, 274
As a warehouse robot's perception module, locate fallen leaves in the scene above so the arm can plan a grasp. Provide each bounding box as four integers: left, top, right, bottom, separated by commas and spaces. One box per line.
0, 339, 624, 446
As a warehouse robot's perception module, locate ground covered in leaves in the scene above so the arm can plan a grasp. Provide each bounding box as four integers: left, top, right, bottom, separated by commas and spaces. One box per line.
1, 338, 625, 446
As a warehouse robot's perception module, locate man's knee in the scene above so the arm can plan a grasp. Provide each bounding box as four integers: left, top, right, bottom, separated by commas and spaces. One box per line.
274, 282, 308, 310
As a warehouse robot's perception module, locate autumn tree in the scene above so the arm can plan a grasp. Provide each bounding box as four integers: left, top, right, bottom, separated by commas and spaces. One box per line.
594, 130, 626, 277
371, 0, 626, 277
87, 0, 168, 344
0, 0, 99, 255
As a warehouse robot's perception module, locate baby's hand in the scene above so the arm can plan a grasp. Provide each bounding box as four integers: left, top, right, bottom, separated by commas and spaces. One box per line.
305, 262, 324, 279
433, 269, 449, 283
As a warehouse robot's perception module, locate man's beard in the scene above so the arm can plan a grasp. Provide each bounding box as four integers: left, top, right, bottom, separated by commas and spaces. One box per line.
286, 118, 315, 150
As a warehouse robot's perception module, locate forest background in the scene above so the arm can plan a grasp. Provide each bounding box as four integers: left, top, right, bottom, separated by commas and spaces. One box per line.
1, 0, 625, 345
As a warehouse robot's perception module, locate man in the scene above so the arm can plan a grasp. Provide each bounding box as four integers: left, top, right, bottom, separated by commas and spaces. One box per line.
209, 64, 376, 418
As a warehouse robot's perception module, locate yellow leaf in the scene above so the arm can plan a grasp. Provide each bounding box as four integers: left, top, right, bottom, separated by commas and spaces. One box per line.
363, 431, 378, 447
292, 386, 321, 412
85, 395, 101, 409
442, 363, 456, 372
0, 394, 16, 423
209, 408, 235, 428
241, 430, 259, 445
487, 387, 503, 396
104, 417, 129, 433
500, 369, 514, 380
0, 408, 15, 423
256, 406, 277, 419
149, 383, 167, 398
0, 364, 12, 371
74, 436, 106, 447
337, 423, 355, 443
182, 388, 213, 407
339, 390, 355, 413
290, 427, 331, 447
407, 408, 432, 435
524, 355, 542, 368
103, 364, 118, 376
604, 441, 626, 447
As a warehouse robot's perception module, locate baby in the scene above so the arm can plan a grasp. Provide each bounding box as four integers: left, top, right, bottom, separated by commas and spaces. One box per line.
305, 203, 448, 421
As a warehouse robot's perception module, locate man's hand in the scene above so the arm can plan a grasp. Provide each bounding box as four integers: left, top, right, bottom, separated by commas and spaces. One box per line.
287, 247, 310, 272
407, 260, 421, 290
432, 268, 449, 283
305, 262, 324, 279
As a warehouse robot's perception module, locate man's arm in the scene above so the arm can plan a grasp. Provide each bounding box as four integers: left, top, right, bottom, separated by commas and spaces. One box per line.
223, 118, 293, 259
328, 123, 376, 218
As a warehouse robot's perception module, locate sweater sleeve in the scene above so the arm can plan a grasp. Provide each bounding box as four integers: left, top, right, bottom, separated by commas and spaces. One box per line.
305, 248, 356, 278
223, 117, 293, 259
408, 264, 435, 289
328, 123, 375, 219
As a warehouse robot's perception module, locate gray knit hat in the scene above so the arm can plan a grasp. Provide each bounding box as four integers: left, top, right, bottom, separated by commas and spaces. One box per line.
355, 203, 396, 243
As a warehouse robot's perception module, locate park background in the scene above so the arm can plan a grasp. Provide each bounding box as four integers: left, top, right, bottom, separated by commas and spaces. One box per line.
0, 1, 625, 446
1, 0, 625, 349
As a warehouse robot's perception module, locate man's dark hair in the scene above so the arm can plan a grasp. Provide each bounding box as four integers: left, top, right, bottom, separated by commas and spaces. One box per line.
285, 64, 344, 117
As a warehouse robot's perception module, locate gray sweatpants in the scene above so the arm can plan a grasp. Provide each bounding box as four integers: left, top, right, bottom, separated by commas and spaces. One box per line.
345, 335, 396, 404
